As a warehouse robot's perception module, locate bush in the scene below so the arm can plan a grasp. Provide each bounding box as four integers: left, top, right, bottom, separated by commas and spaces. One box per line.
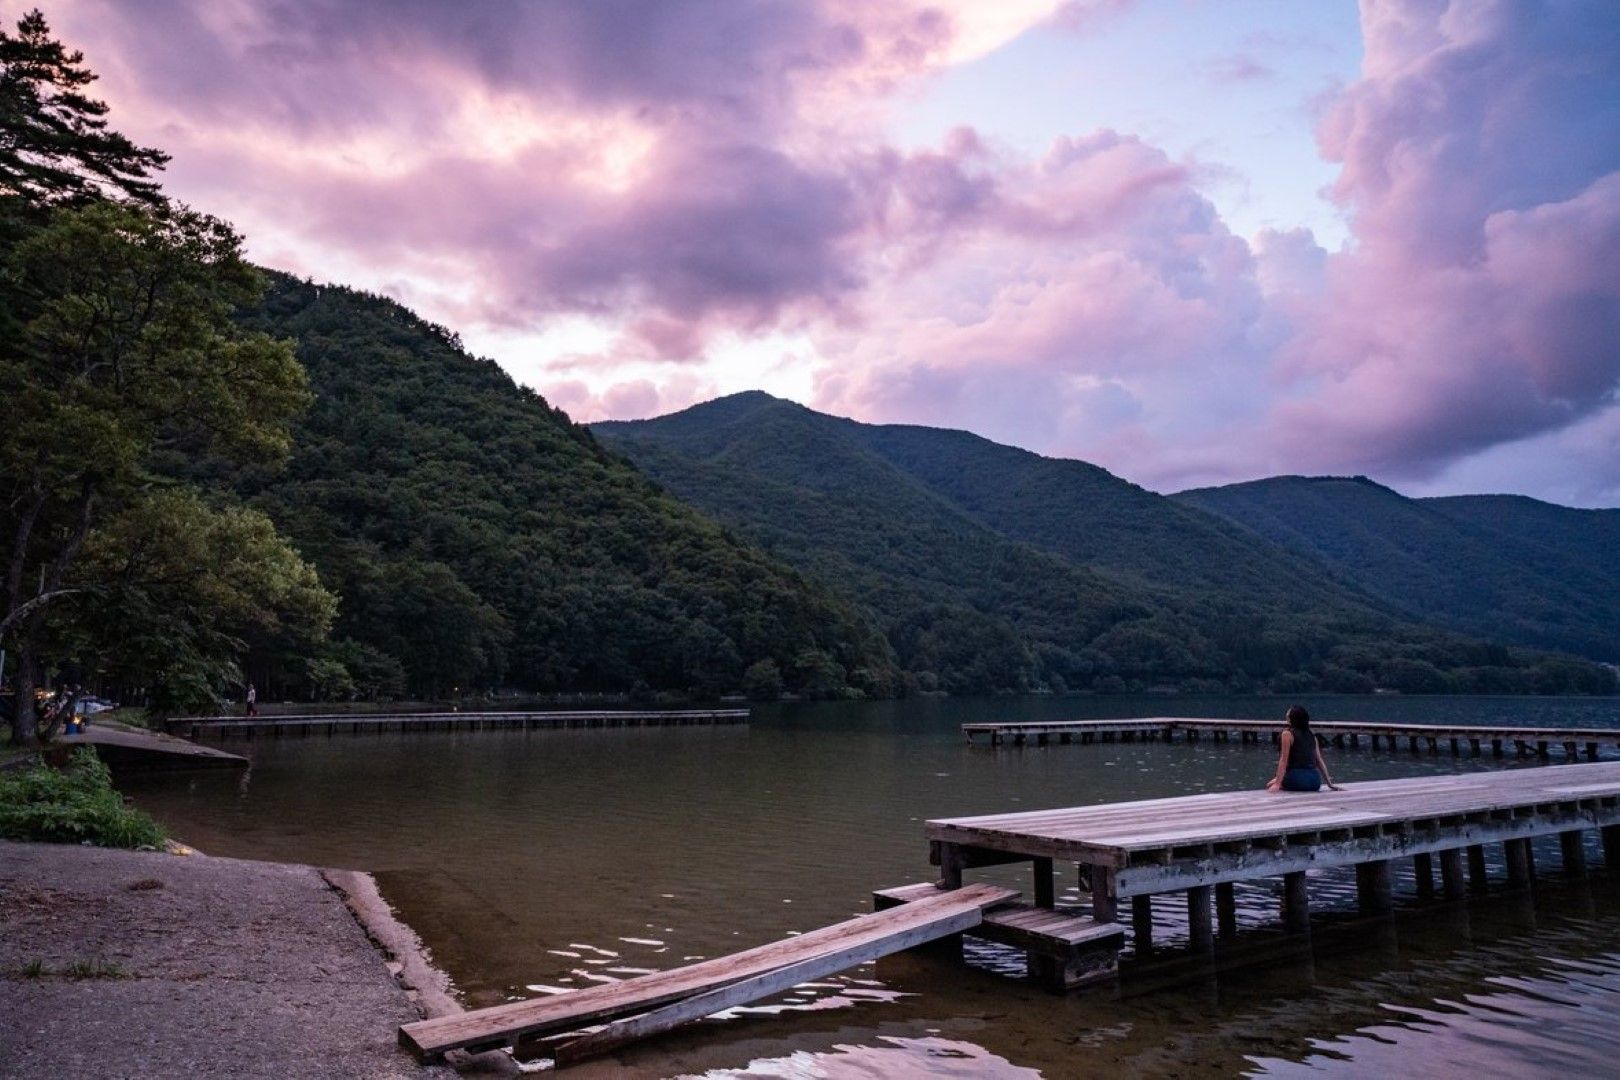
0, 749, 166, 848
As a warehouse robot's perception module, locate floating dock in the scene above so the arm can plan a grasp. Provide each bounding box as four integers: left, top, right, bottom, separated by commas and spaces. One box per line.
962, 716, 1620, 759
170, 708, 749, 739
928, 760, 1620, 969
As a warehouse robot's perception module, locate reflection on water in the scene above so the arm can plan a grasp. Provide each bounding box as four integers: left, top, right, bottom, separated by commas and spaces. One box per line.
120, 694, 1620, 1078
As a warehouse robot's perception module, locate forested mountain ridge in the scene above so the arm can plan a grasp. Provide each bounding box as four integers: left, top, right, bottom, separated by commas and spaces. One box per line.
201, 278, 899, 700
1174, 476, 1620, 663
595, 394, 1614, 696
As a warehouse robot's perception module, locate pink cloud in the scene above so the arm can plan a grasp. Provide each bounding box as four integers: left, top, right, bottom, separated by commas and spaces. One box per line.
46, 0, 1620, 501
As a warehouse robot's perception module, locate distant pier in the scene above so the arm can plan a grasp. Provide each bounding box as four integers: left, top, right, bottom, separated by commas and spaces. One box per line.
170, 708, 749, 740
962, 716, 1620, 760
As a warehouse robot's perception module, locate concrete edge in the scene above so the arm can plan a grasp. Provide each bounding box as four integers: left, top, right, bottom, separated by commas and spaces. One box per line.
322, 867, 518, 1076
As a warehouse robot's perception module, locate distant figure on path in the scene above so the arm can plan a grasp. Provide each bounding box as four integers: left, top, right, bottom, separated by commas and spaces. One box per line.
1266, 705, 1341, 793
245, 682, 257, 717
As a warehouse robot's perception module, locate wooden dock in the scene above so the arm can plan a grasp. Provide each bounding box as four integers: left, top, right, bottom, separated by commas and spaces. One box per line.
962, 716, 1620, 760
928, 760, 1620, 977
399, 881, 1018, 1065
169, 708, 749, 739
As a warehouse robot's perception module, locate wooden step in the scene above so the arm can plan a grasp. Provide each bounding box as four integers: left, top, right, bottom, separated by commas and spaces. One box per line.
401, 880, 1019, 1062
875, 884, 1122, 954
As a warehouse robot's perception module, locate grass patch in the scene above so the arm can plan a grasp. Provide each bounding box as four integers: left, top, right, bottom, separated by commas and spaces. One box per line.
0, 749, 166, 849
21, 958, 45, 978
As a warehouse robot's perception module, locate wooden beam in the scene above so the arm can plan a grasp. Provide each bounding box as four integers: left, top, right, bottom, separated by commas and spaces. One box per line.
1357, 860, 1392, 916
1033, 857, 1055, 908
1467, 844, 1488, 891
1215, 882, 1237, 938
1560, 830, 1588, 879
1413, 852, 1434, 898
1504, 838, 1531, 886
1439, 849, 1466, 900
1090, 865, 1117, 923
551, 902, 989, 1066
1187, 885, 1213, 951
1282, 871, 1309, 933
1131, 895, 1152, 952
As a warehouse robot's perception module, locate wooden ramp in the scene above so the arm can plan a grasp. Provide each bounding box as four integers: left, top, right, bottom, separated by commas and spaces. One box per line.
399, 880, 1017, 1065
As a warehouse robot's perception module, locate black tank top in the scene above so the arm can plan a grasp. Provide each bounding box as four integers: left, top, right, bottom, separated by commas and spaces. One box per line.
1286, 726, 1318, 769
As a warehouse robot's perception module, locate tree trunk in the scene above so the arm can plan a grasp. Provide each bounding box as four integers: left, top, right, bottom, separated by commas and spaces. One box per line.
12, 641, 37, 745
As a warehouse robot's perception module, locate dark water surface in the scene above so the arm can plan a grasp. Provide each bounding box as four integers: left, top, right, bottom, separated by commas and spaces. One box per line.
123, 695, 1620, 1078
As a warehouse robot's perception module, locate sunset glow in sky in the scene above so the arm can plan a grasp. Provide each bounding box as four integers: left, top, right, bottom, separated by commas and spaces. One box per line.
51, 0, 1620, 505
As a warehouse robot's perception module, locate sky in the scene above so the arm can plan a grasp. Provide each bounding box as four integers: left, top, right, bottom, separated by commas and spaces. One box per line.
45, 0, 1620, 507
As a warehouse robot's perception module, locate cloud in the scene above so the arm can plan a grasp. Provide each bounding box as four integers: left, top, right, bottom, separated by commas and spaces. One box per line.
50, 0, 1620, 502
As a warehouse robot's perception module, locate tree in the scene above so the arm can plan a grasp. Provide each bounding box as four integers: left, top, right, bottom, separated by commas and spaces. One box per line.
0, 9, 167, 206
1, 201, 310, 741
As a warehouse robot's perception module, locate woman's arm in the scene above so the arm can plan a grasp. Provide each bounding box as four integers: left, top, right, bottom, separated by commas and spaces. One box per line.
1314, 741, 1342, 791
1267, 730, 1292, 791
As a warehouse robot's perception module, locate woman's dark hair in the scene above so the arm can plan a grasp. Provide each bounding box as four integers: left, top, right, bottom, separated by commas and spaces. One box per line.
1285, 705, 1311, 730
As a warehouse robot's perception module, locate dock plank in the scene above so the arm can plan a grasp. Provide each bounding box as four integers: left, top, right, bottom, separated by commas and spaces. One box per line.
400, 881, 1017, 1061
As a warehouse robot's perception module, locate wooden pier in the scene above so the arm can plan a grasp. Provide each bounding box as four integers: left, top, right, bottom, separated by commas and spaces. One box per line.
169, 708, 748, 740
962, 716, 1620, 760
927, 760, 1620, 981
398, 760, 1620, 1067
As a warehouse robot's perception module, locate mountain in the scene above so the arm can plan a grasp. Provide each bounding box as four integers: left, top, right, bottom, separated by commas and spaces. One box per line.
1174, 476, 1620, 663
202, 279, 899, 700
595, 393, 1614, 695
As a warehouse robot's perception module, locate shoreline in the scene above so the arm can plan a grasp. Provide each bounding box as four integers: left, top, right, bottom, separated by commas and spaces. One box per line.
0, 840, 493, 1078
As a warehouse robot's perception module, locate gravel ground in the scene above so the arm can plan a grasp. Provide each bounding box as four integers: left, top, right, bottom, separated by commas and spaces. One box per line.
0, 841, 455, 1079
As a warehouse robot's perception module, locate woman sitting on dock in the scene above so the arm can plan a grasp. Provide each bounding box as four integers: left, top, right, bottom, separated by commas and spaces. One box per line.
1266, 706, 1342, 792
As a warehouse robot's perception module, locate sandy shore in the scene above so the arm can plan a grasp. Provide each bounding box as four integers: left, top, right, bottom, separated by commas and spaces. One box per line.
0, 841, 464, 1079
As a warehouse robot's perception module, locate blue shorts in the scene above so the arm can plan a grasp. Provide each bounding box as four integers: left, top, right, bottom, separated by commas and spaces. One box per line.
1282, 767, 1322, 792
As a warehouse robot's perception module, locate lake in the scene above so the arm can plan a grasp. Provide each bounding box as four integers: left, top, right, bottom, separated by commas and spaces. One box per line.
123, 695, 1620, 1078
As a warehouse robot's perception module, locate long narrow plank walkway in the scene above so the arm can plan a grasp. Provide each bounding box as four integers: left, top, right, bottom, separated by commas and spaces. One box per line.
963, 716, 1620, 759
929, 761, 1620, 959
399, 881, 1017, 1063
173, 709, 748, 739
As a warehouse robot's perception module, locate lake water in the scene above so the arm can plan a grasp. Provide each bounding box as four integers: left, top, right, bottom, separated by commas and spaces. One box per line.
123, 695, 1620, 1078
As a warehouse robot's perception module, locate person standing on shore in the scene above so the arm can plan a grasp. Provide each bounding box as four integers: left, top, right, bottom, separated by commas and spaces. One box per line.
1265, 705, 1342, 792
245, 682, 257, 717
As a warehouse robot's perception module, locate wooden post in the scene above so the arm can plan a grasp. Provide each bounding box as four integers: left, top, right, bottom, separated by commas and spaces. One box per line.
1449, 737, 1460, 755
1467, 844, 1488, 891
1504, 838, 1530, 887
1413, 852, 1434, 898
1439, 849, 1466, 900
1603, 825, 1620, 868
1283, 871, 1310, 932
939, 844, 964, 889
1560, 830, 1588, 879
1470, 737, 1481, 755
1564, 741, 1578, 760
1131, 895, 1153, 952
1587, 742, 1600, 760
1033, 857, 1055, 908
1215, 882, 1237, 938
1357, 860, 1393, 915
1186, 886, 1213, 951
1492, 738, 1503, 758
1090, 865, 1117, 923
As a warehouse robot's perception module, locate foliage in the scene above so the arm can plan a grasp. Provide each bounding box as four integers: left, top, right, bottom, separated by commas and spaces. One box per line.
0, 748, 166, 848
0, 9, 168, 206
1177, 476, 1620, 664
186, 276, 900, 700
0, 15, 329, 737
597, 393, 1617, 696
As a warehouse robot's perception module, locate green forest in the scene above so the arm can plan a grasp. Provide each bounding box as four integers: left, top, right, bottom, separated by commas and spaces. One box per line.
597, 393, 1617, 698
